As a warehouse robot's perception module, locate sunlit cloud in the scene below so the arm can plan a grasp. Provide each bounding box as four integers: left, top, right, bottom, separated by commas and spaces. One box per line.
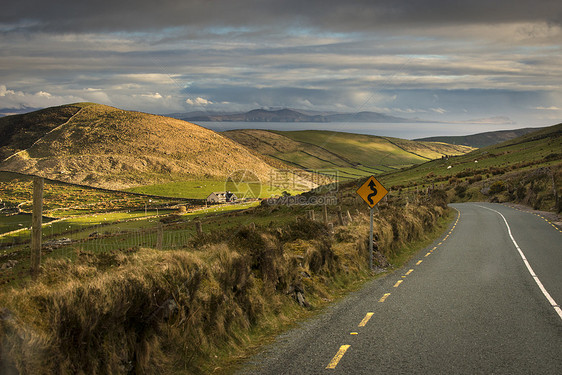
186, 97, 213, 106
0, 85, 83, 108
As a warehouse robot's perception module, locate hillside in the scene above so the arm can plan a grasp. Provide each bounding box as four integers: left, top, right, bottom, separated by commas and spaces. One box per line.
0, 103, 278, 189
379, 123, 562, 192
223, 129, 474, 180
414, 127, 540, 148
0, 103, 87, 161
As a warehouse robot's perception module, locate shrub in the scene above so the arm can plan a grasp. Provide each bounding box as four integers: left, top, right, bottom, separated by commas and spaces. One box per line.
429, 189, 448, 208
515, 185, 527, 201
489, 180, 505, 195
468, 174, 483, 184
280, 218, 330, 242
454, 185, 467, 198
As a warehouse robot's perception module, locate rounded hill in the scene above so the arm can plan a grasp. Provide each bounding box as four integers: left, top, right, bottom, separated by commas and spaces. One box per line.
0, 103, 276, 189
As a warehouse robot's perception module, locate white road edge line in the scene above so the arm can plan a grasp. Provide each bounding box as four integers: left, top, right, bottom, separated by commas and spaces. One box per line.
476, 204, 562, 320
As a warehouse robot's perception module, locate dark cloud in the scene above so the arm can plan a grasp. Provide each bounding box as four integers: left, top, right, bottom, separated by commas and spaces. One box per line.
2, 0, 561, 33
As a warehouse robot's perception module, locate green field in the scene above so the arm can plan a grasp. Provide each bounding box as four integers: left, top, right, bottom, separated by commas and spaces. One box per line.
276, 130, 428, 167
126, 179, 305, 199
0, 201, 262, 288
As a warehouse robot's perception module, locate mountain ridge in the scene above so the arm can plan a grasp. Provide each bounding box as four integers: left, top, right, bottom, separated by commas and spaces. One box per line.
168, 108, 424, 123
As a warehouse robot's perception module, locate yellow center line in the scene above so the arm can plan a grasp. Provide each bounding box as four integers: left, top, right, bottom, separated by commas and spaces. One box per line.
326, 345, 351, 369
405, 269, 414, 275
416, 260, 423, 265
393, 280, 403, 288
438, 242, 442, 245
358, 312, 374, 327
350, 332, 358, 335
424, 252, 431, 257
379, 293, 391, 302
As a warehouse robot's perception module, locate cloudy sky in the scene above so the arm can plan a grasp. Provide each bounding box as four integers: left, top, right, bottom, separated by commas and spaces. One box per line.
1, 0, 561, 129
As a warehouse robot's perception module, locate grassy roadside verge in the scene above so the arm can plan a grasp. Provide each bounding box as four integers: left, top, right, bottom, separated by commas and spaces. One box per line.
213, 207, 456, 375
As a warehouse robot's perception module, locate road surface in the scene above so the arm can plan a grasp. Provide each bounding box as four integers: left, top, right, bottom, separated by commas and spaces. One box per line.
237, 202, 562, 374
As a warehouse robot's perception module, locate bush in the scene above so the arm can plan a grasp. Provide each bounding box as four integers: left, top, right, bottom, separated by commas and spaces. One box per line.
468, 174, 483, 184
489, 180, 505, 195
515, 185, 527, 201
454, 185, 467, 198
429, 189, 448, 208
280, 218, 330, 242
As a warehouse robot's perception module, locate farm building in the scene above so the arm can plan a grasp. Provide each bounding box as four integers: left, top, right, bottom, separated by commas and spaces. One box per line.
206, 191, 237, 203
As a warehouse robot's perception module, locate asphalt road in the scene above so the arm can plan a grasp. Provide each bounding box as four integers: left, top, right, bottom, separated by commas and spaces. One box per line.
236, 202, 562, 374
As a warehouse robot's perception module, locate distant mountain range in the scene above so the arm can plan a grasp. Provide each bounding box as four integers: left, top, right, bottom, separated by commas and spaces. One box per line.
167, 108, 428, 123
0, 107, 42, 117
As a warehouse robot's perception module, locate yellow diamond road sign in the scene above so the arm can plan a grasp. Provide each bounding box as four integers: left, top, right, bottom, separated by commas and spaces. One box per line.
356, 175, 388, 208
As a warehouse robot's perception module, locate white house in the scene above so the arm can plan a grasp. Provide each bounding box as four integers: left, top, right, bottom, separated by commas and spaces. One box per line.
206, 191, 237, 203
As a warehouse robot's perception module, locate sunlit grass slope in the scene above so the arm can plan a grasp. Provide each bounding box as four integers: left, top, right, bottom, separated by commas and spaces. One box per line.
224, 129, 473, 180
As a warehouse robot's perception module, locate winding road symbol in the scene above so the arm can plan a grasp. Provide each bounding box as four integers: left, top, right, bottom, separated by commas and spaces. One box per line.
356, 175, 388, 208
367, 180, 378, 205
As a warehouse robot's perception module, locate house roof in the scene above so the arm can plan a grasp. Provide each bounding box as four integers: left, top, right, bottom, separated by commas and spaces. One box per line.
207, 191, 237, 197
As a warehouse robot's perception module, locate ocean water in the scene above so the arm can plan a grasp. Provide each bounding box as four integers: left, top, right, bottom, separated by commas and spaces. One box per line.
194, 121, 532, 140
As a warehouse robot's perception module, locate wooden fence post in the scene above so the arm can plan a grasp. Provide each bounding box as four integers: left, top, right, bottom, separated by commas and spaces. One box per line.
156, 222, 163, 250
323, 204, 328, 223
551, 169, 560, 212
31, 176, 44, 279
195, 221, 203, 235
337, 207, 344, 226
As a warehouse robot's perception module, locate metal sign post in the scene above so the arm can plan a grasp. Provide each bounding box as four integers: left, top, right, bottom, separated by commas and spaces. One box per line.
369, 206, 374, 270
356, 176, 388, 270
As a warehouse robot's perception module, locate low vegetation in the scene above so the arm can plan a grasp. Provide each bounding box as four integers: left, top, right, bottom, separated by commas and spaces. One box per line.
0, 181, 451, 374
